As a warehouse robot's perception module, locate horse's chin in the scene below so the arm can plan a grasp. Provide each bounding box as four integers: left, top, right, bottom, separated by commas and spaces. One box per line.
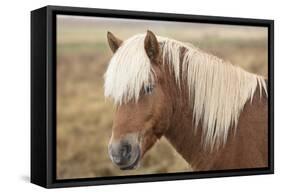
119, 152, 141, 170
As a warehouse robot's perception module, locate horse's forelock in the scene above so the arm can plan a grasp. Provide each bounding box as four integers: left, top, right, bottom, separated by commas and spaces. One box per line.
104, 34, 155, 105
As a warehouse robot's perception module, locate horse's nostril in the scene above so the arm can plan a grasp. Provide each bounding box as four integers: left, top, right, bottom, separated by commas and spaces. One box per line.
120, 144, 132, 158
109, 143, 133, 165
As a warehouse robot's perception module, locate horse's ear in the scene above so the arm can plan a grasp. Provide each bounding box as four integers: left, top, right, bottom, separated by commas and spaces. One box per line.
144, 30, 159, 63
107, 31, 123, 53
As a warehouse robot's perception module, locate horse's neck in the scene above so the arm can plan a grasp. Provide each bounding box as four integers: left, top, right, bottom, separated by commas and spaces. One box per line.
162, 63, 268, 170
164, 91, 215, 170
162, 66, 214, 170
163, 80, 268, 171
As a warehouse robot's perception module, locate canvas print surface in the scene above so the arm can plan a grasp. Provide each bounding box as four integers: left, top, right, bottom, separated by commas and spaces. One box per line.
56, 15, 268, 179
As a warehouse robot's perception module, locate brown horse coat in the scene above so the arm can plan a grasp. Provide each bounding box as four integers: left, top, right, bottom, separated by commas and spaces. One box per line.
105, 31, 268, 171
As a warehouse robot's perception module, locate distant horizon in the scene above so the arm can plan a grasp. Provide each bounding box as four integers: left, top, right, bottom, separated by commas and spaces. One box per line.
57, 15, 267, 39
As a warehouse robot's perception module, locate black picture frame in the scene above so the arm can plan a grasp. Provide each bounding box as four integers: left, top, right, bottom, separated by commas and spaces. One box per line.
31, 5, 274, 188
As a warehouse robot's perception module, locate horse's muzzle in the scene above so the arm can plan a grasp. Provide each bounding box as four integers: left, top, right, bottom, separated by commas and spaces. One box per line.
108, 137, 141, 170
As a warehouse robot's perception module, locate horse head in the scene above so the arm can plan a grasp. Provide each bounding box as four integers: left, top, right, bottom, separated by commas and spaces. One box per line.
105, 31, 173, 169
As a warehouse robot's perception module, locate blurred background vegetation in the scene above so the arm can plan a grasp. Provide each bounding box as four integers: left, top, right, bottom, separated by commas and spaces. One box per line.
57, 15, 268, 179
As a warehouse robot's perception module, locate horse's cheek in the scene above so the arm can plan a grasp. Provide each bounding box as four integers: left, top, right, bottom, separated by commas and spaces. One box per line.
140, 130, 158, 157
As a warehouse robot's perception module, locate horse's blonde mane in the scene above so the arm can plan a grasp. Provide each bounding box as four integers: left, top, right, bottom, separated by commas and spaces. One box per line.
104, 34, 267, 150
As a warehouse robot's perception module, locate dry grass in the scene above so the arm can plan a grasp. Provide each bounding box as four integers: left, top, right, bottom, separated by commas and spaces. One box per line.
56, 15, 268, 179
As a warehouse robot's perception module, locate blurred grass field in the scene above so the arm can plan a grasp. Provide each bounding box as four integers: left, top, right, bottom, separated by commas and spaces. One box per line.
56, 15, 268, 179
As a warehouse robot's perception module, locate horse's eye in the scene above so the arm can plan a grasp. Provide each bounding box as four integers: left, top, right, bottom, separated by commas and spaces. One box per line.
144, 84, 154, 95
